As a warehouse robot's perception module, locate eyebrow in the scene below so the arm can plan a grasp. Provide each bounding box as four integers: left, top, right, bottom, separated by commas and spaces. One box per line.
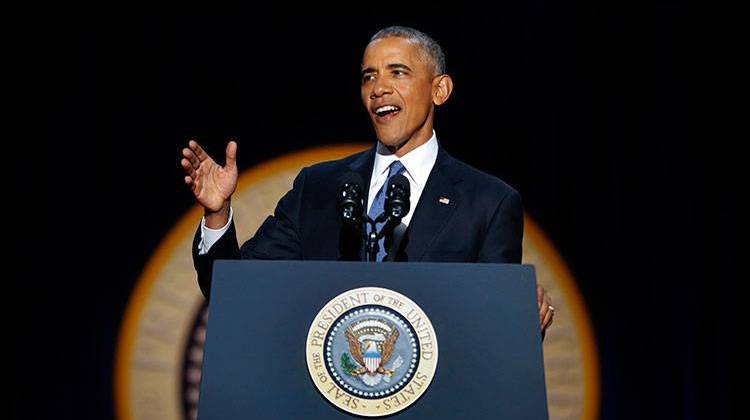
387, 63, 413, 72
360, 63, 414, 76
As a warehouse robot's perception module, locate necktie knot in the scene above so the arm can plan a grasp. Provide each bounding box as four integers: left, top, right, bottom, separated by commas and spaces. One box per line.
387, 160, 405, 178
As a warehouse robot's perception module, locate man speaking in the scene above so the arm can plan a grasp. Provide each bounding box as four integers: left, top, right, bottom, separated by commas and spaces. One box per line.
180, 26, 554, 334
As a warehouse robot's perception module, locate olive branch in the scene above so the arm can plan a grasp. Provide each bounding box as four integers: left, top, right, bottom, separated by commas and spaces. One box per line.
340, 352, 359, 376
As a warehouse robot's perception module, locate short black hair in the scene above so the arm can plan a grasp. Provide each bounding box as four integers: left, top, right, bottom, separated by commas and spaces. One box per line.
369, 26, 446, 75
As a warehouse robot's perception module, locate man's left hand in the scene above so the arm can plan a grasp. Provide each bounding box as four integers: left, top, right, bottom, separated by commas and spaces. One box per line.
538, 285, 554, 339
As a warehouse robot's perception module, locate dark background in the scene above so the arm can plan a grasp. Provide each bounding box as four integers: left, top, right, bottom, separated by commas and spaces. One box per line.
22, 5, 739, 420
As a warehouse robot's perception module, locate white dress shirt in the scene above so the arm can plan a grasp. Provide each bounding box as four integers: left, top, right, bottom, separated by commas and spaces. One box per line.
367, 130, 438, 227
197, 207, 234, 255
198, 131, 439, 255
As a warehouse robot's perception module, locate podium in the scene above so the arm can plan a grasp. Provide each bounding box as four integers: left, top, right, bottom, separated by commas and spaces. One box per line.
198, 260, 548, 419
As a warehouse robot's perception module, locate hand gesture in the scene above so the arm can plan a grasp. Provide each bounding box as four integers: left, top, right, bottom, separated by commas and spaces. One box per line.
181, 140, 238, 227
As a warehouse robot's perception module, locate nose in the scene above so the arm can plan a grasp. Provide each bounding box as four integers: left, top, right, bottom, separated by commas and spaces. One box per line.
370, 76, 393, 99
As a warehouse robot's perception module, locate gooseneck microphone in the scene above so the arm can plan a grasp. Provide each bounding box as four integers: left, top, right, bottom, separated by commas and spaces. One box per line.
384, 174, 411, 223
337, 171, 411, 262
382, 174, 410, 262
337, 172, 365, 225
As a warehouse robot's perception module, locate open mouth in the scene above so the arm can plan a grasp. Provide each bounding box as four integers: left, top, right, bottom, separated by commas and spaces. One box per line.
373, 105, 401, 121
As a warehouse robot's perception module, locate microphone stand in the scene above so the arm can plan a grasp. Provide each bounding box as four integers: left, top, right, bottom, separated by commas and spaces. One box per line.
362, 213, 397, 262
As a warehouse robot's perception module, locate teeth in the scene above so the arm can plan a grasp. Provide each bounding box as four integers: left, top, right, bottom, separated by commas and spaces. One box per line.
375, 105, 400, 115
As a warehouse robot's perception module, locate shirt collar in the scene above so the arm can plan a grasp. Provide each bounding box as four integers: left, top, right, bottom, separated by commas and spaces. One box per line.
372, 131, 439, 189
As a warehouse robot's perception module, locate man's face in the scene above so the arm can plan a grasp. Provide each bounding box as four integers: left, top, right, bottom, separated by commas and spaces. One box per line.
361, 37, 438, 151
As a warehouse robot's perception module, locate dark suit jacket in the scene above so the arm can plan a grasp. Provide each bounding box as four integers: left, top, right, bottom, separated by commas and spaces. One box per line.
193, 145, 523, 299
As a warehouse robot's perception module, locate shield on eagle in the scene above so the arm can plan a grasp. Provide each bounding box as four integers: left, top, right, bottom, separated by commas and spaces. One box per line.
343, 318, 400, 381
363, 341, 381, 374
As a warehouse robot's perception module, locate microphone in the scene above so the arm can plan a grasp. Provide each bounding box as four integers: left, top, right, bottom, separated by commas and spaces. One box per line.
337, 172, 365, 225
381, 174, 410, 262
384, 174, 411, 223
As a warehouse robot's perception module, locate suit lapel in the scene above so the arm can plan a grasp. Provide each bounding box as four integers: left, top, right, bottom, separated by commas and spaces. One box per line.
403, 147, 463, 261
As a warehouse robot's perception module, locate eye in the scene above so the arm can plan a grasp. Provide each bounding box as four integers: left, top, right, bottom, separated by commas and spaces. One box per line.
362, 74, 375, 83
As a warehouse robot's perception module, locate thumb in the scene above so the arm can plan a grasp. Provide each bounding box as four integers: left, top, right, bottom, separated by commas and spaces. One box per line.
225, 140, 238, 170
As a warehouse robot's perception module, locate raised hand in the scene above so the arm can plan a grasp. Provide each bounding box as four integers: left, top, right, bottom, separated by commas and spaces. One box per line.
181, 140, 238, 228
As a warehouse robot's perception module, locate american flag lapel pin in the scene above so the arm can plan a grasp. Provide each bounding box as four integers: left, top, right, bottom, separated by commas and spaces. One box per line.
439, 197, 450, 205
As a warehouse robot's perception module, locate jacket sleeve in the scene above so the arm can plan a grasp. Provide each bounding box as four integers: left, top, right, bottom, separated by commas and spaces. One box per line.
192, 220, 241, 300
191, 168, 307, 300
239, 168, 306, 261
477, 189, 524, 263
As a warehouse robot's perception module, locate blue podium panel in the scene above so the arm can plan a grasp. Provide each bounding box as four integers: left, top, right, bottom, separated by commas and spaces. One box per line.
198, 260, 548, 419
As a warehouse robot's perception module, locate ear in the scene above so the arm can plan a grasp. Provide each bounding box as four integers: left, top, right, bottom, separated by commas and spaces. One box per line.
432, 74, 454, 106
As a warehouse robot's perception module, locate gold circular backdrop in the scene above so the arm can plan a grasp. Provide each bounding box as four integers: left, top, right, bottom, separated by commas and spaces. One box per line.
115, 144, 600, 420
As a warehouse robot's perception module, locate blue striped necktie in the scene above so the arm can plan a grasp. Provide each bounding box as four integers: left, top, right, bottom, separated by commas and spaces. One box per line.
368, 160, 406, 261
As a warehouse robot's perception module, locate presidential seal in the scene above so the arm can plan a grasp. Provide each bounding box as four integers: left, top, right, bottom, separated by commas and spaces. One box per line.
306, 287, 438, 417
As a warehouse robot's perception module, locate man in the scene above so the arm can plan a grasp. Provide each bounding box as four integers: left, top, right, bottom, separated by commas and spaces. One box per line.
180, 26, 554, 333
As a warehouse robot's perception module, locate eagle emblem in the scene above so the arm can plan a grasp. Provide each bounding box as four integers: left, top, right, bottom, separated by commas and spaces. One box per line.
341, 318, 403, 387
307, 288, 438, 416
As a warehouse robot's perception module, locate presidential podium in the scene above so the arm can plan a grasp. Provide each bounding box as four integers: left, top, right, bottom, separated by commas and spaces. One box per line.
197, 260, 548, 419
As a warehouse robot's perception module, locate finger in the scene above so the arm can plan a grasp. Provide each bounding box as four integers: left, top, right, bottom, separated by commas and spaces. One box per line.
182, 148, 200, 169
225, 140, 238, 169
181, 158, 196, 178
189, 139, 209, 162
184, 175, 200, 195
539, 303, 548, 322
543, 294, 553, 315
538, 287, 552, 318
542, 308, 554, 331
